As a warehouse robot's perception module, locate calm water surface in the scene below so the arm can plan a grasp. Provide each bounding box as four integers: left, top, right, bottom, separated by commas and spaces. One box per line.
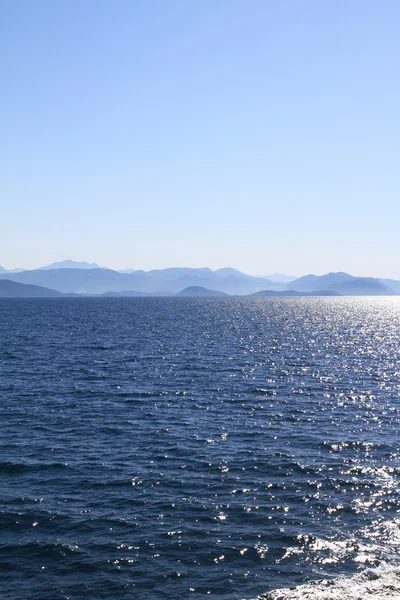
0, 298, 399, 599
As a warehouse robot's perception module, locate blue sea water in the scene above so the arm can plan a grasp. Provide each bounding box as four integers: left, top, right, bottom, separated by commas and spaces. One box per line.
0, 297, 399, 600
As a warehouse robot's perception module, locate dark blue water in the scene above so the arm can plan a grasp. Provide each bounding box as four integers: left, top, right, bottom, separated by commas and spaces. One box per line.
1, 298, 399, 600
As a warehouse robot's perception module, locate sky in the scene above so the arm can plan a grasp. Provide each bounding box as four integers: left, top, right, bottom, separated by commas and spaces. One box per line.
1, 0, 399, 277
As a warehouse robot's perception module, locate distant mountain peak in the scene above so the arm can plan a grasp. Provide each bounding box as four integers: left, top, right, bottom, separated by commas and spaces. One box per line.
286, 271, 395, 295
214, 267, 248, 278
289, 271, 354, 291
39, 260, 105, 270
263, 272, 297, 283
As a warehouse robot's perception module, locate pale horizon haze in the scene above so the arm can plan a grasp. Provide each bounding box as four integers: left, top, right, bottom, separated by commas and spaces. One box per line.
1, 1, 399, 277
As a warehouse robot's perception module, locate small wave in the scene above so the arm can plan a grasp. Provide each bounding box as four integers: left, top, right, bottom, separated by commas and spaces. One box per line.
257, 564, 400, 599
0, 461, 70, 474
0, 541, 79, 558
120, 390, 191, 399
320, 440, 389, 452
249, 388, 277, 396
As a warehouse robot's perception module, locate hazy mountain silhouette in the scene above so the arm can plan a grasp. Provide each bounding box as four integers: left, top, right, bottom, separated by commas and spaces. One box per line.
288, 272, 394, 295
145, 267, 214, 283
0, 268, 283, 295
99, 290, 149, 297
249, 289, 340, 297
1, 267, 399, 296
214, 267, 251, 278
177, 286, 228, 297
225, 275, 282, 293
288, 272, 354, 292
40, 260, 104, 270
379, 278, 400, 293
0, 269, 133, 294
330, 278, 394, 295
264, 273, 297, 283
0, 266, 25, 273
0, 280, 64, 298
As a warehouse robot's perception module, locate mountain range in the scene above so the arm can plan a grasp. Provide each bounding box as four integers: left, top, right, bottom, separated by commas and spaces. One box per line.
1, 261, 293, 282
0, 266, 282, 295
0, 263, 400, 297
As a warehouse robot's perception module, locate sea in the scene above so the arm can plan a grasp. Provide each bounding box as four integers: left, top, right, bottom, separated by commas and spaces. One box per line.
0, 297, 399, 600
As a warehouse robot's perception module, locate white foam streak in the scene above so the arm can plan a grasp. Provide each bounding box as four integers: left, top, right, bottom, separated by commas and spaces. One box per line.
258, 565, 400, 599
253, 519, 400, 599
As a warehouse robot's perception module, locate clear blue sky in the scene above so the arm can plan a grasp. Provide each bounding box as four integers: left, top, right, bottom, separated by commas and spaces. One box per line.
1, 0, 399, 276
